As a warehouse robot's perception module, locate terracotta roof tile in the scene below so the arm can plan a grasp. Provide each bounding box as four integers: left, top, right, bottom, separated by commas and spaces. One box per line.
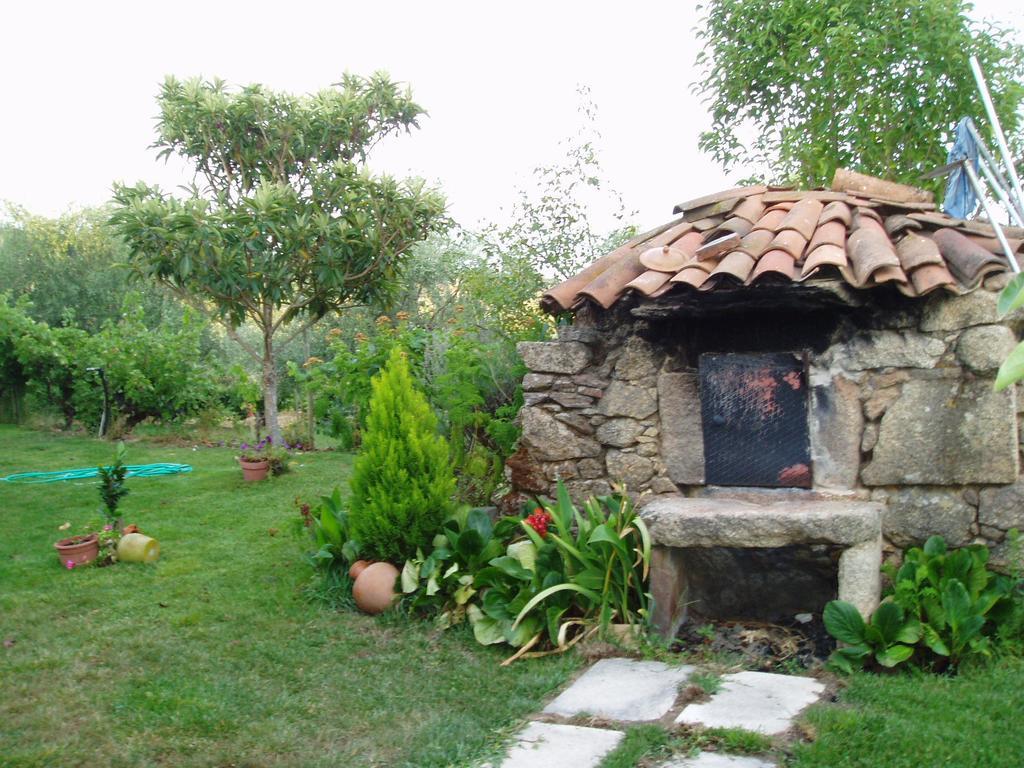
807, 220, 847, 253
541, 172, 1020, 315
800, 244, 848, 279
895, 232, 943, 271
819, 201, 853, 227
749, 249, 797, 283
625, 269, 674, 296
769, 228, 808, 261
932, 228, 1006, 287
908, 262, 958, 295
778, 199, 826, 240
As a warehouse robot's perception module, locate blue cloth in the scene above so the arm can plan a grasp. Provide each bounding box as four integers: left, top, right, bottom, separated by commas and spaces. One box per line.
944, 117, 980, 219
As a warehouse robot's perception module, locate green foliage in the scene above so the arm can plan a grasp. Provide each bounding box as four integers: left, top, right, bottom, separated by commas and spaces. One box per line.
995, 274, 1024, 391
825, 535, 1024, 672
109, 73, 445, 441
0, 204, 177, 332
0, 292, 218, 431
400, 480, 652, 653
824, 600, 921, 673
513, 481, 652, 636
694, 0, 1024, 189
96, 442, 130, 528
349, 347, 455, 562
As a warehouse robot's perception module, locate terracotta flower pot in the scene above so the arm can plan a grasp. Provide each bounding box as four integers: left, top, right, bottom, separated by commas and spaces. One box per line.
240, 458, 270, 481
55, 533, 99, 568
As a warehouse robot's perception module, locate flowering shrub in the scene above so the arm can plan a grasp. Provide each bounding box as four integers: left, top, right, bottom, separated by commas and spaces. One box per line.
524, 508, 552, 538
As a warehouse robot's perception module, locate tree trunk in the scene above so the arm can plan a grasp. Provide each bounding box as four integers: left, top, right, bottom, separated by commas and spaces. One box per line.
262, 329, 283, 444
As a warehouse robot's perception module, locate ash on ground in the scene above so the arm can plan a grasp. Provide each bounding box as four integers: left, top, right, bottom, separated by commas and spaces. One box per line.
672, 613, 835, 671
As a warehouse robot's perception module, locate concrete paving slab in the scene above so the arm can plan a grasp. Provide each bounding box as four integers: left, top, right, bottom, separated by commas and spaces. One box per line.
543, 657, 694, 722
659, 752, 776, 767
498, 721, 624, 768
675, 670, 825, 735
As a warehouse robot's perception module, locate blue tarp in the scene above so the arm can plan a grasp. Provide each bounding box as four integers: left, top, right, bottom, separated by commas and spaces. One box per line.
943, 117, 980, 219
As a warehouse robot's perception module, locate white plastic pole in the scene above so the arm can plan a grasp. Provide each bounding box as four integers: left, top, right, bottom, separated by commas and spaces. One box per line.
963, 161, 1020, 272
966, 118, 1024, 223
978, 155, 1024, 227
970, 56, 1024, 218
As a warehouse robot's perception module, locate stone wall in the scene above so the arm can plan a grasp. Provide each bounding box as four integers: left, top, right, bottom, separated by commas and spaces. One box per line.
512, 280, 1024, 565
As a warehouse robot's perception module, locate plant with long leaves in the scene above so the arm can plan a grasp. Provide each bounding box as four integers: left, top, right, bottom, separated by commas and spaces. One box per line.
511, 480, 652, 638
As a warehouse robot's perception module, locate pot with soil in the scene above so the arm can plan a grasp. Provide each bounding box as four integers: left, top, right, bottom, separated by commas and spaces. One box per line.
239, 458, 270, 482
55, 533, 99, 567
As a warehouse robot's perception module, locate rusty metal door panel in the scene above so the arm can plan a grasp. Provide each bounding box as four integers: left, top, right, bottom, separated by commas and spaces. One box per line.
699, 352, 811, 487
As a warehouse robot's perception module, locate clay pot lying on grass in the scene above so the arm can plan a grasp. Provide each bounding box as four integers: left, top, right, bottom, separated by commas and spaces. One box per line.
353, 562, 400, 614
55, 534, 99, 567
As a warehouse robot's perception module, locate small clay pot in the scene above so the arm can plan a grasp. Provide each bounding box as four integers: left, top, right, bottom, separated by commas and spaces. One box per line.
240, 458, 270, 482
55, 534, 99, 567
353, 562, 400, 614
348, 559, 372, 581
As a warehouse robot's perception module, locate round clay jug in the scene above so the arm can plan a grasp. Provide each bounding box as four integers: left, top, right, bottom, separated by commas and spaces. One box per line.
353, 562, 400, 614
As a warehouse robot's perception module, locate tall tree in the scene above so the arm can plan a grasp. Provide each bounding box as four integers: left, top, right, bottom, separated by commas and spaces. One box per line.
110, 73, 445, 441
694, 0, 1024, 189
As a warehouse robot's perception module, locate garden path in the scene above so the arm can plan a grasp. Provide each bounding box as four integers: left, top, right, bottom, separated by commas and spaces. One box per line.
489, 657, 825, 768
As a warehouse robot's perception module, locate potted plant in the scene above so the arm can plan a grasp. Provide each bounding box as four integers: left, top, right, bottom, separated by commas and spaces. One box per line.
54, 522, 99, 568
239, 436, 290, 481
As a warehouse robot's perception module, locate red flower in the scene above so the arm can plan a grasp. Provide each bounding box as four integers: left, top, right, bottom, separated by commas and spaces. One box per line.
525, 508, 553, 538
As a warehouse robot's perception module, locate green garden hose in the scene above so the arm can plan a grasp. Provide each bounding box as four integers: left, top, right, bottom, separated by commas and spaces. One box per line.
0, 463, 192, 484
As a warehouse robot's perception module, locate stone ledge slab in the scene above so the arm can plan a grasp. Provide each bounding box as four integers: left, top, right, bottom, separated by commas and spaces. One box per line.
641, 497, 883, 548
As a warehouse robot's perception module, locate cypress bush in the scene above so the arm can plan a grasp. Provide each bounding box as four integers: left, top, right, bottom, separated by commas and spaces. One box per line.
349, 346, 456, 561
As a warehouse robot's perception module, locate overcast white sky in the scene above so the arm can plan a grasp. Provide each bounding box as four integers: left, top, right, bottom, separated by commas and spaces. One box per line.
2, 1, 1022, 232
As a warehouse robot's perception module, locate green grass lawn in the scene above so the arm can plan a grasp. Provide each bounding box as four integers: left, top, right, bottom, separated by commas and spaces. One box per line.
0, 426, 580, 768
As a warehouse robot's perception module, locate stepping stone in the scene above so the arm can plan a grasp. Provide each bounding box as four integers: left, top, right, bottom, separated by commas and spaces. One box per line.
659, 752, 776, 767
543, 657, 694, 722
675, 670, 825, 735
498, 721, 624, 768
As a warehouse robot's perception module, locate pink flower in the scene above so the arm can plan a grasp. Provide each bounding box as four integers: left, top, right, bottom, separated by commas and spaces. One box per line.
103, 524, 112, 531
65, 560, 75, 570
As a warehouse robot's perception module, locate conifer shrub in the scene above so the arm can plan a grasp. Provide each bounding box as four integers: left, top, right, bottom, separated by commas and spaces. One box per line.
349, 346, 456, 561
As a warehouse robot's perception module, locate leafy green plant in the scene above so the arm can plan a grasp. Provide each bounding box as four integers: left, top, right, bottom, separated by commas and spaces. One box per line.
348, 347, 455, 562
885, 536, 1020, 666
96, 441, 129, 531
824, 600, 921, 673
512, 481, 652, 636
825, 536, 1024, 673
996, 274, 1024, 391
400, 507, 520, 629
298, 488, 361, 604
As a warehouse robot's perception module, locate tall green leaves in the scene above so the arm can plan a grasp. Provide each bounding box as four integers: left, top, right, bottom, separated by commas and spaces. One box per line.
348, 347, 455, 562
694, 0, 1024, 189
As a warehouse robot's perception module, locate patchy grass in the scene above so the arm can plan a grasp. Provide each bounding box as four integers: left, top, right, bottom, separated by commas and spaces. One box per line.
599, 724, 672, 767
790, 659, 1024, 768
0, 426, 580, 768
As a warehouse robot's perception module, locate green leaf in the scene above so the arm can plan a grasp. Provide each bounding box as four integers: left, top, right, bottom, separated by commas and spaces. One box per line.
923, 536, 947, 557
465, 507, 493, 542
513, 582, 602, 629
871, 601, 905, 645
895, 617, 922, 645
875, 644, 914, 668
998, 273, 1024, 315
467, 605, 505, 646
400, 560, 420, 593
922, 623, 950, 656
489, 556, 533, 582
823, 600, 867, 645
455, 529, 484, 561
995, 341, 1024, 391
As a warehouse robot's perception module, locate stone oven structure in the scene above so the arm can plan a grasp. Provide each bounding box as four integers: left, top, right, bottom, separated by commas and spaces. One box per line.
509, 171, 1024, 637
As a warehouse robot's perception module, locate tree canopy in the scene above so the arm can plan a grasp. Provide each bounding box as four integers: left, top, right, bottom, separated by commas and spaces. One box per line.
694, 0, 1024, 189
110, 73, 445, 440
